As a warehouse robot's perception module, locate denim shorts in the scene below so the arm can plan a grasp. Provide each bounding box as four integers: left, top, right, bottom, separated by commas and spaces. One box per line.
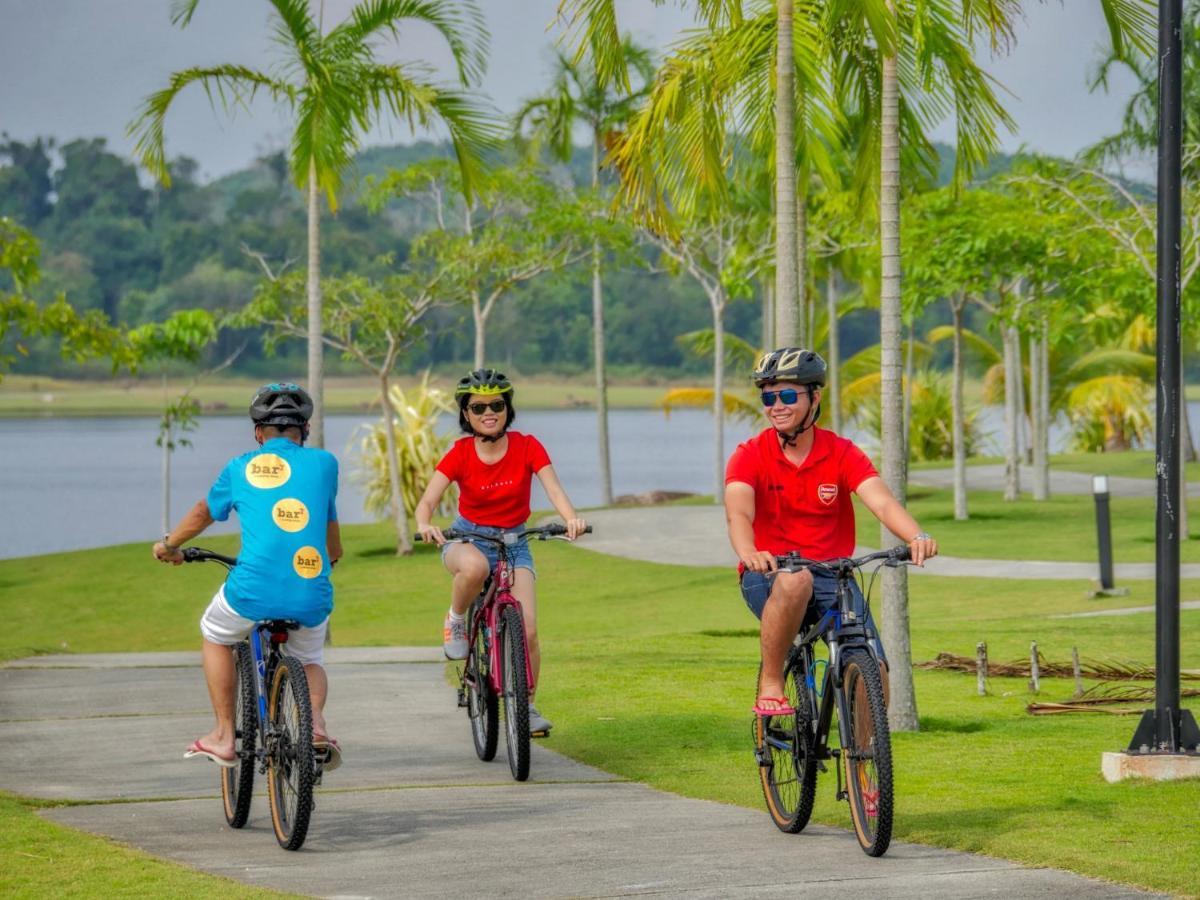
441, 516, 536, 578
740, 568, 886, 661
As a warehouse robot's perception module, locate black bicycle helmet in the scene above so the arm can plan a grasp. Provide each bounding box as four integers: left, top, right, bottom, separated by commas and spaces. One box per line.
455, 368, 515, 441
455, 368, 513, 397
249, 382, 314, 428
752, 348, 827, 388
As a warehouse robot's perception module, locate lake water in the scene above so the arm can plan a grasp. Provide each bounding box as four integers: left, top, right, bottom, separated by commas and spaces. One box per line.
2, 404, 1195, 559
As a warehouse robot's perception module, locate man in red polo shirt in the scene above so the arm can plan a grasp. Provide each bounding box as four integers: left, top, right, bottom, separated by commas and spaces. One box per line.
725, 347, 938, 715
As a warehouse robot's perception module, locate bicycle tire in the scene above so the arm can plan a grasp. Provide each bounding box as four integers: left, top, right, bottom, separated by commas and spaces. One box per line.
266, 654, 315, 851
221, 642, 257, 828
754, 659, 817, 833
840, 648, 893, 857
467, 611, 499, 762
499, 605, 531, 782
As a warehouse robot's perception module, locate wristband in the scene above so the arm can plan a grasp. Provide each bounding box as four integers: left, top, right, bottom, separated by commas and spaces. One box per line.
162, 533, 180, 552
910, 531, 931, 542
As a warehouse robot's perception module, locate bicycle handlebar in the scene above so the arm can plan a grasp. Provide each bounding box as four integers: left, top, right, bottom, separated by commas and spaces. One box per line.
181, 547, 239, 567
774, 545, 911, 575
415, 523, 593, 543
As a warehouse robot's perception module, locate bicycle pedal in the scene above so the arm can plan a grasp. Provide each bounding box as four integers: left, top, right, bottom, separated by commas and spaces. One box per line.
456, 689, 468, 708
531, 728, 551, 739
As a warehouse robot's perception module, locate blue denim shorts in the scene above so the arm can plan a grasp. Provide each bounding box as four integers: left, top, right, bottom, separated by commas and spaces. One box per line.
441, 516, 536, 578
740, 568, 886, 661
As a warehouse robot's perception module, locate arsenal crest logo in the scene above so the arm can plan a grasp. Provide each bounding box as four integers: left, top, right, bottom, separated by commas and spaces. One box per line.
817, 483, 838, 505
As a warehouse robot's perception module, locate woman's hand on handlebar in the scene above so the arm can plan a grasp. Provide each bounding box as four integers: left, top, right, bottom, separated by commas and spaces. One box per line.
739, 548, 777, 574
416, 522, 446, 546
564, 517, 587, 541
153, 541, 184, 566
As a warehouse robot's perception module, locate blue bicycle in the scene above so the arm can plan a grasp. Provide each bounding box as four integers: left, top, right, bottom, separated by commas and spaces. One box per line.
183, 548, 319, 851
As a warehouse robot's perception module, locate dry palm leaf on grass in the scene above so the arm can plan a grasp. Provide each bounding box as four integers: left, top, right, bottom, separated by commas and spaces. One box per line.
1027, 683, 1200, 715
918, 651, 1200, 682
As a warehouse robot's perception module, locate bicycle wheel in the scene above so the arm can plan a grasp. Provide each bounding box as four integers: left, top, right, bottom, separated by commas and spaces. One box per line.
467, 612, 499, 762
754, 659, 817, 833
840, 648, 893, 857
221, 642, 257, 828
266, 655, 315, 851
499, 605, 531, 782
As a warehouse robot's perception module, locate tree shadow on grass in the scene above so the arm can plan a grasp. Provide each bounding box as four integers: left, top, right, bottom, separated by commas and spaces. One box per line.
918, 716, 990, 734
899, 793, 1120, 840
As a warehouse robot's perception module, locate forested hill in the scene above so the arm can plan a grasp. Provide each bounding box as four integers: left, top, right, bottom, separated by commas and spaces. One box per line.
0, 135, 1004, 379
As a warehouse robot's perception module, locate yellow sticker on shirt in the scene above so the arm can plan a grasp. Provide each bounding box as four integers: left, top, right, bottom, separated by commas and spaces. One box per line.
246, 453, 291, 489
293, 546, 323, 579
272, 498, 309, 532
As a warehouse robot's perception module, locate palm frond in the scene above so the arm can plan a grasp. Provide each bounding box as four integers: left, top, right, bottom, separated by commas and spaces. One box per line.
926, 324, 1002, 364
660, 387, 760, 424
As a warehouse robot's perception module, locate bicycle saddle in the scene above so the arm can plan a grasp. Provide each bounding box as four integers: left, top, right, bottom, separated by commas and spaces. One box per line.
263, 619, 301, 632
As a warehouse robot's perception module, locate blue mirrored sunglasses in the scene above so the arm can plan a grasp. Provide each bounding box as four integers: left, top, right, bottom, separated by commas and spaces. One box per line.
761, 388, 801, 407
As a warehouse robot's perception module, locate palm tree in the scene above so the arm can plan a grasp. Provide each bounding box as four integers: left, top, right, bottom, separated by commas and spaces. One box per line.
131, 0, 497, 447
515, 38, 653, 507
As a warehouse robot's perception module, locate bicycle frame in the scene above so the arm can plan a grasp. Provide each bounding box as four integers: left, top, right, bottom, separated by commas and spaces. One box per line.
468, 547, 535, 697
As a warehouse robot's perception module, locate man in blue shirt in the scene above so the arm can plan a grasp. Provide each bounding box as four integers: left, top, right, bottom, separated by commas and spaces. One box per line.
154, 383, 344, 769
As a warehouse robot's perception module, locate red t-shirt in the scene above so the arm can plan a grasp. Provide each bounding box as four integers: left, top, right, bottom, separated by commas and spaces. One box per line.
725, 426, 879, 566
436, 431, 552, 528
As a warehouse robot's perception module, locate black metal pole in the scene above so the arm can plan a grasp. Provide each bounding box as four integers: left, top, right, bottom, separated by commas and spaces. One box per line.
1130, 0, 1197, 754
1095, 486, 1115, 591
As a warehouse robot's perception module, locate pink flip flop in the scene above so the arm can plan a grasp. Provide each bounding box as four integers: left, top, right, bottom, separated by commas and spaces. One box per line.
184, 739, 237, 768
753, 696, 797, 717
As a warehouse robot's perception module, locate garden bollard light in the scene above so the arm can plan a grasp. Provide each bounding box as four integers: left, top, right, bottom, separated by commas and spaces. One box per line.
1093, 474, 1115, 590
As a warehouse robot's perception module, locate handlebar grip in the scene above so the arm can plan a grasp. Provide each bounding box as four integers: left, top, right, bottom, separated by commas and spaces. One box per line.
182, 547, 204, 561
889, 545, 912, 563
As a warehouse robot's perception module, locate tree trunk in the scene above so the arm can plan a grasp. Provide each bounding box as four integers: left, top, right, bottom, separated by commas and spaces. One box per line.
1030, 331, 1047, 500
379, 374, 411, 556
1182, 363, 1196, 462
951, 296, 968, 520
903, 320, 914, 461
592, 130, 613, 506
762, 279, 775, 350
1014, 330, 1029, 466
473, 295, 487, 368
1003, 324, 1021, 501
773, 0, 799, 344
161, 371, 171, 534
879, 4, 918, 734
712, 297, 726, 504
307, 162, 324, 448
797, 196, 809, 347
1039, 317, 1051, 499
827, 270, 842, 434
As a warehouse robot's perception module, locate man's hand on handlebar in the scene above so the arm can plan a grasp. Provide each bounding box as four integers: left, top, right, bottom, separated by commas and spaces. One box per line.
739, 549, 778, 574
908, 533, 938, 567
153, 541, 185, 566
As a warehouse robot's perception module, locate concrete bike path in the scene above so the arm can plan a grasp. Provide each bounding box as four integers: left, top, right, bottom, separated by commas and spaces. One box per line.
1, 650, 1159, 898
576, 505, 1200, 580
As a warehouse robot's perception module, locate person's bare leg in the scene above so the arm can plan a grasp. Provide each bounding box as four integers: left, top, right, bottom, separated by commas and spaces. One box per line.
198, 639, 236, 755
443, 543, 490, 615
305, 663, 329, 738
511, 567, 539, 696
758, 570, 814, 710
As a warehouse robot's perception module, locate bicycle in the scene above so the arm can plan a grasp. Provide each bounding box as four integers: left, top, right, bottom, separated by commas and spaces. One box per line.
752, 545, 911, 857
420, 523, 590, 781
182, 547, 323, 851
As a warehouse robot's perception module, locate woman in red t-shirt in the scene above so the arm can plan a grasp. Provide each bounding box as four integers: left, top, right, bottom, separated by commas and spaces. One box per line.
414, 368, 587, 735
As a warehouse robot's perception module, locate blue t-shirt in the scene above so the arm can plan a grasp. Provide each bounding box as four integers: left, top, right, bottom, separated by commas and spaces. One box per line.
206, 437, 339, 627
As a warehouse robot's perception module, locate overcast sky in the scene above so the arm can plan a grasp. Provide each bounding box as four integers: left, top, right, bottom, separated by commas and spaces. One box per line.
0, 1, 1143, 183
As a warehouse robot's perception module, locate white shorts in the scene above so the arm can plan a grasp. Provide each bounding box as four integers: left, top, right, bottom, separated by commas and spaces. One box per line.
199, 585, 327, 667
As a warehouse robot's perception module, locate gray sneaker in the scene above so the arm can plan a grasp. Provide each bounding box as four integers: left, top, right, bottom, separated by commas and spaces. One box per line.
443, 614, 468, 660
528, 703, 552, 735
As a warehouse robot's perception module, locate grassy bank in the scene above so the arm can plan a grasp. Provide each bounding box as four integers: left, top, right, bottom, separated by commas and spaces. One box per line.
1, 522, 1197, 896
0, 374, 683, 417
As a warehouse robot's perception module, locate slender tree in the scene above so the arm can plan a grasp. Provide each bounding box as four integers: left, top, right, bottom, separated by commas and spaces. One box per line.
515, 38, 653, 506
130, 0, 497, 447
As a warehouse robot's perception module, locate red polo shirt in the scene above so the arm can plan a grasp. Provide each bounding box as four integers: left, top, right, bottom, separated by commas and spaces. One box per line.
725, 426, 878, 566
436, 431, 552, 528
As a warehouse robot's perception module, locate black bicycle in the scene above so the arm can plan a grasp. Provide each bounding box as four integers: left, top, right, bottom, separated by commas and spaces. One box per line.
753, 546, 911, 857
182, 547, 321, 851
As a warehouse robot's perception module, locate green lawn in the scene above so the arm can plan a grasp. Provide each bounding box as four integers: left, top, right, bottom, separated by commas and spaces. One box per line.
1, 523, 1197, 897
854, 486, 1200, 563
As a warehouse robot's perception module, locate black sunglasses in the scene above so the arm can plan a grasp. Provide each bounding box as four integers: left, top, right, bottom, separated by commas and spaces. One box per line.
468, 400, 507, 415
761, 388, 802, 407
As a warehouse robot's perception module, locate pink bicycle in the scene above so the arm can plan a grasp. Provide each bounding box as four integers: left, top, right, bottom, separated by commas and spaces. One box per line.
434, 523, 589, 781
